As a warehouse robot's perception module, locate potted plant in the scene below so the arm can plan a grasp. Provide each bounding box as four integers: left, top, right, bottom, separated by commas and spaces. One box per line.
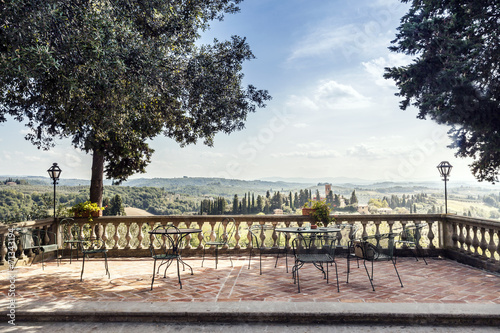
303, 199, 334, 228
69, 201, 105, 221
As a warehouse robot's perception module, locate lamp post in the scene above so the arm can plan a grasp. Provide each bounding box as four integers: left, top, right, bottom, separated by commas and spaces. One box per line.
47, 163, 62, 218
437, 161, 452, 214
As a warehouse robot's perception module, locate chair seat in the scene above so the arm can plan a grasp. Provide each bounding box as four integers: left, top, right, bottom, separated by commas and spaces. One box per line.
153, 254, 179, 260
297, 253, 333, 263
83, 249, 107, 255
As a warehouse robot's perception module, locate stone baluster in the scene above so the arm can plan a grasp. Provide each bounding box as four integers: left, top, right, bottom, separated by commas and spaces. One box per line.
43, 226, 50, 245
183, 221, 192, 250
112, 222, 121, 250
487, 228, 497, 264
271, 222, 278, 248
387, 219, 395, 233
233, 220, 241, 250
496, 229, 500, 265
374, 220, 381, 237
464, 225, 473, 255
478, 227, 488, 260
0, 232, 7, 265
458, 223, 465, 252
196, 221, 204, 250
101, 222, 109, 249
247, 222, 253, 249
360, 220, 368, 239
451, 221, 459, 249
427, 220, 435, 249
136, 222, 144, 250
471, 226, 480, 257
124, 222, 132, 250
148, 222, 156, 249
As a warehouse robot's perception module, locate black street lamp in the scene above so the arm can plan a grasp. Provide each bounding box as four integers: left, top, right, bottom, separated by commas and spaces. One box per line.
47, 163, 62, 218
437, 161, 452, 214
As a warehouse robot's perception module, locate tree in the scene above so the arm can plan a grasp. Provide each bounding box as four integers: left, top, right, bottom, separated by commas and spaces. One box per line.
384, 0, 500, 183
0, 0, 271, 205
232, 194, 239, 214
349, 190, 358, 205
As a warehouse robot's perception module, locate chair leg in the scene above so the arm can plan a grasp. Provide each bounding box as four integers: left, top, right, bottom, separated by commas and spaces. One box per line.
259, 252, 263, 275
248, 248, 253, 269
363, 260, 375, 291
176, 258, 182, 289
80, 254, 86, 282
215, 247, 218, 269
151, 259, 157, 290
391, 258, 404, 288
201, 248, 206, 267
103, 253, 110, 279
334, 261, 339, 292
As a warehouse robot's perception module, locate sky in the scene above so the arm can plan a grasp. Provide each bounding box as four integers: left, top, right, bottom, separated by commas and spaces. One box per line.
0, 0, 491, 185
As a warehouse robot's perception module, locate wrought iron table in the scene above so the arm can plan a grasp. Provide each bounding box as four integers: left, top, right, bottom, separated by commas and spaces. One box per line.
148, 227, 201, 289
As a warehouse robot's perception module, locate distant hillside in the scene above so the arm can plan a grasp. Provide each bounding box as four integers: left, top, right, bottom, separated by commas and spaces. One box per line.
121, 177, 312, 197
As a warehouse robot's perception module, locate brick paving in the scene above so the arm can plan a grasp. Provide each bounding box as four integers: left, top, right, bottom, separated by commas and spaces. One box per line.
2, 255, 500, 304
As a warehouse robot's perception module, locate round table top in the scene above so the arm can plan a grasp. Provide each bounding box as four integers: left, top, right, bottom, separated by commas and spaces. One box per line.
275, 227, 341, 234
148, 228, 202, 235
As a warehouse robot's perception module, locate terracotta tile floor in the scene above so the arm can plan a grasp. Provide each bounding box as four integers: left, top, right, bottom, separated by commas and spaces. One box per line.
2, 255, 500, 304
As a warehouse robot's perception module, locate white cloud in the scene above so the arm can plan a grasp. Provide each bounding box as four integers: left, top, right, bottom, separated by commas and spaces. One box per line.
315, 80, 371, 109
362, 54, 413, 88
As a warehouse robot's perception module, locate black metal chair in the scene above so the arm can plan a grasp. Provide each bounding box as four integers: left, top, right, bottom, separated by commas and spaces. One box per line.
248, 224, 288, 275
292, 234, 339, 293
60, 218, 83, 264
16, 227, 59, 270
347, 232, 403, 291
201, 217, 236, 269
80, 238, 110, 282
149, 225, 192, 290
395, 224, 428, 265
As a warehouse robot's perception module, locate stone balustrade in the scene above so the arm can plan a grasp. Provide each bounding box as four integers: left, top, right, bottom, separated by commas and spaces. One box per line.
1, 214, 498, 272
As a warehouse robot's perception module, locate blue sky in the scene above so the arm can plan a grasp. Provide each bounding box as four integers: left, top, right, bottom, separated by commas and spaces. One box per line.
0, 0, 486, 184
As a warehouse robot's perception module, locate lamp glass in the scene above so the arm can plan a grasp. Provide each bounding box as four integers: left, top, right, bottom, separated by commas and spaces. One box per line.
437, 161, 452, 178
47, 163, 62, 181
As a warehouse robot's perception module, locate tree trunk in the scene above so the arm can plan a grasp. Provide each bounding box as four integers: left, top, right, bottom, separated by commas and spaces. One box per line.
90, 150, 105, 206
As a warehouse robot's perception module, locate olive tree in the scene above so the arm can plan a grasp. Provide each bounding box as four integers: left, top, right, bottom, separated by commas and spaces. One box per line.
0, 0, 270, 204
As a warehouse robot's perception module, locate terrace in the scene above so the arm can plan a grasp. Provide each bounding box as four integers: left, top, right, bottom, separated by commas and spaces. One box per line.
1, 213, 500, 328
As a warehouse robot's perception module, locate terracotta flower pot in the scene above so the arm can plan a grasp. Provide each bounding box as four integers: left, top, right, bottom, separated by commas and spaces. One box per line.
301, 208, 315, 216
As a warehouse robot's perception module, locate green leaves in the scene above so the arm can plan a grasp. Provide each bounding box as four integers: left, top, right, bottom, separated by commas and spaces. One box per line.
1, 0, 270, 184
385, 0, 500, 183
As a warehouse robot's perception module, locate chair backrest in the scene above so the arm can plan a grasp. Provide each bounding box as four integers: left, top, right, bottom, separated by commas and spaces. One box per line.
17, 228, 38, 250
60, 218, 80, 241
355, 232, 397, 261
249, 224, 277, 248
292, 234, 337, 258
81, 238, 105, 251
150, 224, 183, 257
400, 224, 424, 245
335, 223, 359, 248
206, 218, 236, 245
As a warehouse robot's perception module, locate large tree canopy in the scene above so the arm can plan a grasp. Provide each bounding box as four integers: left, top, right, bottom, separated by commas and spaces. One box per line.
0, 0, 270, 204
384, 0, 500, 183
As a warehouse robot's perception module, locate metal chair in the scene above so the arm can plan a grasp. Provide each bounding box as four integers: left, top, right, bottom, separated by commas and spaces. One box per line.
60, 218, 83, 264
395, 224, 428, 265
248, 224, 288, 275
80, 238, 110, 282
201, 217, 236, 269
16, 227, 59, 270
149, 225, 192, 290
292, 234, 339, 293
347, 232, 403, 291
